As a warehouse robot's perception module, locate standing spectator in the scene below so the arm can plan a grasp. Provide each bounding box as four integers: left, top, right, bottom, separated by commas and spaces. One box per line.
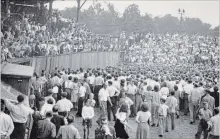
142, 85, 153, 112
127, 80, 138, 117
114, 103, 130, 139
173, 85, 180, 118
82, 99, 95, 139
135, 103, 151, 139
51, 105, 65, 134
51, 73, 61, 87
207, 108, 220, 139
64, 76, 74, 100
189, 83, 201, 124
165, 91, 178, 131
44, 89, 56, 105
151, 85, 161, 127
160, 82, 170, 99
4, 95, 34, 139
183, 79, 194, 115
107, 81, 120, 121
0, 99, 14, 139
72, 77, 79, 110
32, 75, 43, 110
200, 89, 215, 114
83, 77, 92, 102
76, 82, 86, 117
119, 91, 133, 119
210, 86, 219, 108
36, 111, 56, 139
94, 72, 104, 107
87, 72, 95, 93
195, 101, 212, 139
56, 115, 81, 139
158, 98, 169, 137
99, 84, 113, 118
56, 92, 73, 117
30, 107, 42, 139
40, 98, 54, 118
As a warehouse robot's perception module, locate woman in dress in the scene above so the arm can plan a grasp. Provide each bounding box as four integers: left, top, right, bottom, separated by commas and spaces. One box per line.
136, 103, 151, 139
114, 103, 130, 139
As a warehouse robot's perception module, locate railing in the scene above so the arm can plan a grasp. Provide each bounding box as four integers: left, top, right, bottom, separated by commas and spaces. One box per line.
31, 51, 121, 74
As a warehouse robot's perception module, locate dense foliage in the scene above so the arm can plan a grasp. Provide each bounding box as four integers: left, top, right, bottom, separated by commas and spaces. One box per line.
60, 3, 219, 36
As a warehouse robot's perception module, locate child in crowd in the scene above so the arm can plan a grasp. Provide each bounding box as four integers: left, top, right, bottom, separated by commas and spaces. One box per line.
88, 93, 96, 107
158, 98, 169, 137
82, 99, 95, 139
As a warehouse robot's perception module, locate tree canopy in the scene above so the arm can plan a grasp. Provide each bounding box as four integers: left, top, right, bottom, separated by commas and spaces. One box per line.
60, 2, 219, 36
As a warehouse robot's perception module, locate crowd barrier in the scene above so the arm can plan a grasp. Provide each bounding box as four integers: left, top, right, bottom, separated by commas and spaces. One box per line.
31, 51, 121, 74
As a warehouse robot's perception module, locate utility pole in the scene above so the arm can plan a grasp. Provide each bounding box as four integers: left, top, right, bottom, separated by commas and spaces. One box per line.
178, 8, 185, 32
76, 0, 87, 22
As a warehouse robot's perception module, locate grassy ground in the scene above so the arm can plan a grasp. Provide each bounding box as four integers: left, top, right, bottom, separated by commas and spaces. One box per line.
72, 108, 198, 139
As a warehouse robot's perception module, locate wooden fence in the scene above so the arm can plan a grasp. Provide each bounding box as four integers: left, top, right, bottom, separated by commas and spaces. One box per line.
32, 51, 121, 74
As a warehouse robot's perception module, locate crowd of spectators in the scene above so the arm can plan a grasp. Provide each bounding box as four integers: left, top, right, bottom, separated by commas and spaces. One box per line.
1, 11, 120, 62
1, 65, 219, 139
2, 10, 219, 67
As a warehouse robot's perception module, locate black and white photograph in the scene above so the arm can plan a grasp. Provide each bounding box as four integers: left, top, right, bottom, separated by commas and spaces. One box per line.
0, 0, 219, 139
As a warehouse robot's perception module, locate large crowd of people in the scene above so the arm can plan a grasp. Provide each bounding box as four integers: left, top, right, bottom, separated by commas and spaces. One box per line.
2, 10, 219, 67
1, 65, 220, 139
1, 4, 220, 139
1, 11, 120, 61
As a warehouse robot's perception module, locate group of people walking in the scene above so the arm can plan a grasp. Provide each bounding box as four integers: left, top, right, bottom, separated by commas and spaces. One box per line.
1, 66, 219, 139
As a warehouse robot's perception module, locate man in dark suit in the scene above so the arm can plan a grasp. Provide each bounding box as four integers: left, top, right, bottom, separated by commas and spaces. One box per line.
51, 105, 65, 134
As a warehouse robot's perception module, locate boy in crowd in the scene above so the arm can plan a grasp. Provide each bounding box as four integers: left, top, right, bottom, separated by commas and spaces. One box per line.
158, 98, 169, 137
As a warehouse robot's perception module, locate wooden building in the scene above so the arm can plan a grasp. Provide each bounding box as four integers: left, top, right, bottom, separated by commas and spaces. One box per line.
1, 62, 34, 96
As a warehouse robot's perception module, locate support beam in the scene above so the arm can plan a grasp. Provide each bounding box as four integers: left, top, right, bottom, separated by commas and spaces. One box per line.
49, 0, 53, 19
76, 0, 87, 23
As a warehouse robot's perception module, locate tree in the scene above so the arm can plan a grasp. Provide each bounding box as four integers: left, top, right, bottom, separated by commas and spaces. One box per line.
122, 4, 141, 33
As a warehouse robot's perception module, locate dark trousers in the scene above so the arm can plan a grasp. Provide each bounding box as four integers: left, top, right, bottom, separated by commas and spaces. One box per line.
107, 96, 118, 121
183, 93, 189, 115
195, 120, 209, 139
76, 97, 84, 117
127, 94, 136, 116
11, 122, 26, 139
166, 112, 175, 131
34, 90, 41, 110
64, 88, 72, 100
94, 85, 102, 107
58, 111, 68, 117
89, 84, 94, 93
179, 98, 184, 111
208, 135, 219, 139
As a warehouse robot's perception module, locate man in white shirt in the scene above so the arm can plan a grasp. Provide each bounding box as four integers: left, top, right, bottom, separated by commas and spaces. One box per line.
107, 81, 120, 121
56, 92, 73, 117
160, 82, 170, 100
51, 73, 61, 87
64, 76, 74, 100
4, 95, 34, 139
113, 76, 120, 90
0, 100, 14, 139
183, 79, 194, 115
207, 108, 220, 139
95, 72, 104, 107
99, 84, 113, 117
76, 83, 86, 117
165, 91, 178, 131
127, 80, 137, 117
40, 98, 55, 118
87, 73, 95, 93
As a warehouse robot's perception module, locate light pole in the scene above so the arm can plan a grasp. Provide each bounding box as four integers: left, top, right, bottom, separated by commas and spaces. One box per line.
178, 8, 185, 32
